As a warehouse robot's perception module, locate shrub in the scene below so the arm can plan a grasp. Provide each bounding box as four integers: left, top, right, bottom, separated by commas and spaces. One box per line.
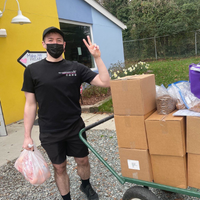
81, 84, 110, 98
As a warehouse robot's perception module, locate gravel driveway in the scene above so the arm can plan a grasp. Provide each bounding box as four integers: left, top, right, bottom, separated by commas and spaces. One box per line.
0, 129, 199, 200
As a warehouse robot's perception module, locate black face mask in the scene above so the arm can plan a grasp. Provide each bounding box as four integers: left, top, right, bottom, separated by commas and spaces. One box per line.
46, 43, 64, 58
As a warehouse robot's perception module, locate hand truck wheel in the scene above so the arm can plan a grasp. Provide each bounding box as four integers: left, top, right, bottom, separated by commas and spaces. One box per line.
122, 186, 159, 200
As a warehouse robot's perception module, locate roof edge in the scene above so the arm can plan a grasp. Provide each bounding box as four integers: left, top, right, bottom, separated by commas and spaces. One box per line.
84, 0, 127, 30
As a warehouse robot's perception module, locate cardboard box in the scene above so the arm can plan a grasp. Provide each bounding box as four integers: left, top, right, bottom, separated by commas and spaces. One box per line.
187, 116, 200, 154
119, 148, 153, 182
115, 110, 154, 150
188, 153, 200, 189
151, 155, 187, 189
145, 110, 186, 156
110, 74, 156, 116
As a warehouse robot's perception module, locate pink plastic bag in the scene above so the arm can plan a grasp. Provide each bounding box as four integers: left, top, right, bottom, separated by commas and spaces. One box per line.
14, 145, 51, 186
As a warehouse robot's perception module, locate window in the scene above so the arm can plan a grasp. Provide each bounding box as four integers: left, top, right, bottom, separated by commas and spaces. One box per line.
60, 22, 95, 69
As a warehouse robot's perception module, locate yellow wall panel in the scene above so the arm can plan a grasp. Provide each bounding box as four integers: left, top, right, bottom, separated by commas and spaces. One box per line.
0, 0, 60, 125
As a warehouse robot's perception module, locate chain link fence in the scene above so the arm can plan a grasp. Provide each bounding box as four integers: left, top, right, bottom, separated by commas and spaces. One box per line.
123, 31, 200, 61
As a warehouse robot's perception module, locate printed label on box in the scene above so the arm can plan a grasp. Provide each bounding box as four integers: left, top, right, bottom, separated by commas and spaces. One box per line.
127, 159, 140, 170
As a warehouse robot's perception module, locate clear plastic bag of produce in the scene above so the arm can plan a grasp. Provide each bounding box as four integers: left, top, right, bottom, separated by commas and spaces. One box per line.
156, 85, 176, 114
14, 144, 51, 186
174, 81, 200, 112
167, 83, 186, 110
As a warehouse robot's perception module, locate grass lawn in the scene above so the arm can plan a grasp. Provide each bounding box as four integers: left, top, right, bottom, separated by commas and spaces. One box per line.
149, 56, 200, 87
98, 56, 200, 113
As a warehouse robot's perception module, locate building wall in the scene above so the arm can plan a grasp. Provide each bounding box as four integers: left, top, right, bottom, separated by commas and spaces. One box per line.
91, 7, 125, 70
56, 0, 125, 71
56, 0, 93, 24
0, 0, 60, 125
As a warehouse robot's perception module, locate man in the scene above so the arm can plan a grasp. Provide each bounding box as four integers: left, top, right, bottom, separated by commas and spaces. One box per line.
22, 26, 110, 200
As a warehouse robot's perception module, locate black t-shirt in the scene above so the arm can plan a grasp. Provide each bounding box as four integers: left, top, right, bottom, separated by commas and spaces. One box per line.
22, 59, 97, 133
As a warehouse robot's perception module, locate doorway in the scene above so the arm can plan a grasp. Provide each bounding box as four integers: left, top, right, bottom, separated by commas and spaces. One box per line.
60, 22, 95, 69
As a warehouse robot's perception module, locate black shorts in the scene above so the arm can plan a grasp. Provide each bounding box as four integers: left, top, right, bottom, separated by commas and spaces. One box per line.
40, 118, 89, 164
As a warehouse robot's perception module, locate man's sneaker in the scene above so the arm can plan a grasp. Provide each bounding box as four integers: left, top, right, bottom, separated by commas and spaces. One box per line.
80, 183, 99, 200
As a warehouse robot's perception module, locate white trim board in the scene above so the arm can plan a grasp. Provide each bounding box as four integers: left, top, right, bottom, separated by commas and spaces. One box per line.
84, 0, 127, 30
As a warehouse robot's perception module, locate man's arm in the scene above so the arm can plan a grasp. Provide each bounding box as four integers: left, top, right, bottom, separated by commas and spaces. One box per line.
83, 36, 110, 88
22, 92, 37, 151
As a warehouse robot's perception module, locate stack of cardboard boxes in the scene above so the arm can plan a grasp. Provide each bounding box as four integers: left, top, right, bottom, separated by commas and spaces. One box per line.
110, 74, 198, 189
110, 74, 156, 182
145, 111, 187, 188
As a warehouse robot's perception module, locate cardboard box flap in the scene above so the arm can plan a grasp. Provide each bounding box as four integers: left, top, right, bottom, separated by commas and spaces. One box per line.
112, 74, 154, 81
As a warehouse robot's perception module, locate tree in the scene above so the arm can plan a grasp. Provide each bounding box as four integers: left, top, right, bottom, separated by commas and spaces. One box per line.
102, 0, 132, 40
95, 0, 200, 59
128, 0, 200, 39
122, 0, 200, 59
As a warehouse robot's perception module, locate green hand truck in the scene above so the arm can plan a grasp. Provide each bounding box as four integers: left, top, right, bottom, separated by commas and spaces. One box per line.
79, 114, 200, 200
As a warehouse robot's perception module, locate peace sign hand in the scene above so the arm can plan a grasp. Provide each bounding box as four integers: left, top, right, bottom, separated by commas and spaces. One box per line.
83, 36, 101, 58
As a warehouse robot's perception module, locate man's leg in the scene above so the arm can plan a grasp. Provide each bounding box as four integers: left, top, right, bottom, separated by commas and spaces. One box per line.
53, 160, 70, 197
74, 156, 90, 179
74, 156, 99, 200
